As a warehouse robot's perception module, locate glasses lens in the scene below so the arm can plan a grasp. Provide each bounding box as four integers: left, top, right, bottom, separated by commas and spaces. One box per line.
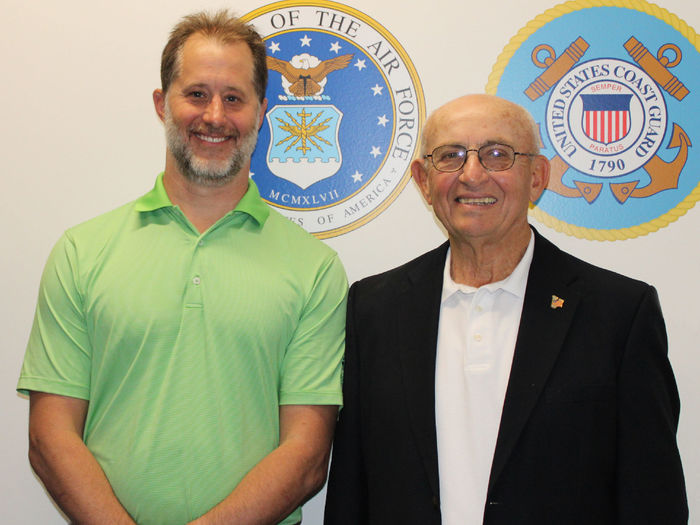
479, 144, 515, 171
432, 145, 466, 172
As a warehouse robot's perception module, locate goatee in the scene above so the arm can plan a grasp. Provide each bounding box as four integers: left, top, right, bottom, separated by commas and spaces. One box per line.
164, 105, 259, 187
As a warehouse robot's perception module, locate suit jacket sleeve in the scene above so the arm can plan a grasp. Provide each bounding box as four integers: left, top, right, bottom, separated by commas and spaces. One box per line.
325, 282, 368, 524
616, 285, 687, 523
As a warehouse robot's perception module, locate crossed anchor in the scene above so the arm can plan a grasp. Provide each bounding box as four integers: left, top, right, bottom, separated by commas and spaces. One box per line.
526, 36, 691, 203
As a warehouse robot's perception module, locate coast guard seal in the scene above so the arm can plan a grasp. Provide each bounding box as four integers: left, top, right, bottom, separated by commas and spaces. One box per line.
243, 1, 424, 238
487, 0, 700, 240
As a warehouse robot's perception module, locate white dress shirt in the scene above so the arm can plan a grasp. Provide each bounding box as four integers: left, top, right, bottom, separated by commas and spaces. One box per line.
435, 233, 534, 524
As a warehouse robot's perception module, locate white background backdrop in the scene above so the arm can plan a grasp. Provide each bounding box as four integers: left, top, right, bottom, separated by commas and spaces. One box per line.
2, 0, 698, 522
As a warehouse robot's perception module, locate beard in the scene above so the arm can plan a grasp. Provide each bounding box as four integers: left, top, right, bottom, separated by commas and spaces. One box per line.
164, 104, 260, 187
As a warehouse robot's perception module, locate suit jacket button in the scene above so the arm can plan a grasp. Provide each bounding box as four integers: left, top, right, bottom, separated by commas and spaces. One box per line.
432, 495, 440, 509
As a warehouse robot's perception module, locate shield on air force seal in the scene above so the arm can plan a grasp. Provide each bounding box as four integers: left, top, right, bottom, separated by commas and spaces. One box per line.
266, 104, 343, 190
243, 1, 424, 238
488, 0, 700, 240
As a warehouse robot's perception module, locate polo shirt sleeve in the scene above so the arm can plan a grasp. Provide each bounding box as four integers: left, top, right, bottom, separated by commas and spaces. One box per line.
17, 233, 91, 399
278, 252, 347, 406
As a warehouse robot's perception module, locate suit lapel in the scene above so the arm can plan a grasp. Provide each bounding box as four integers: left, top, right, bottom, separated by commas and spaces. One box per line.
396, 242, 448, 498
488, 231, 583, 493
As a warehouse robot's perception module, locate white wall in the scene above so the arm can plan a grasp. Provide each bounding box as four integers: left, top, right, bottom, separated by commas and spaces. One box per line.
2, 0, 698, 522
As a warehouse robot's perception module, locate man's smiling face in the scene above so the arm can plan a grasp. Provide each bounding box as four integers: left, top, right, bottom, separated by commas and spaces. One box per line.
412, 95, 549, 248
155, 33, 266, 186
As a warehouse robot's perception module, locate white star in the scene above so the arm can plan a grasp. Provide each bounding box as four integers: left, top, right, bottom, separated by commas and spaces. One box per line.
370, 146, 382, 158
300, 34, 312, 47
371, 84, 384, 96
377, 115, 389, 127
268, 41, 280, 53
351, 170, 363, 183
354, 58, 367, 71
330, 41, 342, 54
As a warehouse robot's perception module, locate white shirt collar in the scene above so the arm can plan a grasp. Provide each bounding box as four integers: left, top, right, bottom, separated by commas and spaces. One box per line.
441, 230, 535, 302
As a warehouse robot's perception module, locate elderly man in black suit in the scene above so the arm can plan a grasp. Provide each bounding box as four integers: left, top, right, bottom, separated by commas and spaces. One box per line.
324, 94, 687, 524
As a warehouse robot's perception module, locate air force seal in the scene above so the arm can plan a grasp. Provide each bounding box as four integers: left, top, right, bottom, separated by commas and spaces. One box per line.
488, 0, 700, 240
243, 1, 424, 238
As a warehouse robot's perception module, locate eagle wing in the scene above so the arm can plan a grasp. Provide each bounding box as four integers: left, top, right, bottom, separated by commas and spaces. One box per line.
307, 54, 354, 81
266, 56, 304, 83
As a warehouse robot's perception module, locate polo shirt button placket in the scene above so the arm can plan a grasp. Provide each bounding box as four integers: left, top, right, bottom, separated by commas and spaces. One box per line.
185, 273, 204, 308
189, 235, 204, 303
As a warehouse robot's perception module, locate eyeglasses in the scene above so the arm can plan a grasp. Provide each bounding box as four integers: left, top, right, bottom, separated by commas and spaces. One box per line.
423, 144, 537, 173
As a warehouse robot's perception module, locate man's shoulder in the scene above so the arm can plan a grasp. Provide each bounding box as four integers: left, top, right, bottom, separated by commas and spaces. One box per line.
63, 200, 138, 242
533, 230, 653, 297
263, 206, 339, 260
352, 242, 448, 297
45, 199, 151, 275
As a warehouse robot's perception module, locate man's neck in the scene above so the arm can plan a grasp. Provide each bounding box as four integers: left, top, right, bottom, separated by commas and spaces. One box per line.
162, 164, 249, 234
448, 227, 532, 287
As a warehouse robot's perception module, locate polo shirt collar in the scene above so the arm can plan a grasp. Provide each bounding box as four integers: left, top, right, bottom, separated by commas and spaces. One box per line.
441, 230, 534, 302
134, 172, 270, 226
229, 178, 270, 225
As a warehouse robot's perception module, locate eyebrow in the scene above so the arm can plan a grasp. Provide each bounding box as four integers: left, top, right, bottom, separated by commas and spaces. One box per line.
438, 139, 514, 149
181, 83, 245, 93
479, 138, 513, 147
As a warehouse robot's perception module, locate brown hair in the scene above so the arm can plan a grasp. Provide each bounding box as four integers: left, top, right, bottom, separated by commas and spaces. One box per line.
160, 10, 267, 102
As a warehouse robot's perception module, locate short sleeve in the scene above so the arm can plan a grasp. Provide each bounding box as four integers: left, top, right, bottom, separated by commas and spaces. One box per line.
279, 253, 347, 406
17, 233, 92, 399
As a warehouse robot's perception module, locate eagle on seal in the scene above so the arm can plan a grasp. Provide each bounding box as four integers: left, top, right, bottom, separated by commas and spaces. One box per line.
266, 54, 354, 96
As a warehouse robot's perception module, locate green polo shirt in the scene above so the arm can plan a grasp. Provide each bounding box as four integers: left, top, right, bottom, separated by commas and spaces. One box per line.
18, 174, 347, 525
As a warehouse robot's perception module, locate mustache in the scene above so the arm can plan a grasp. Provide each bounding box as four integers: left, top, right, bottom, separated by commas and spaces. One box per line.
191, 125, 239, 139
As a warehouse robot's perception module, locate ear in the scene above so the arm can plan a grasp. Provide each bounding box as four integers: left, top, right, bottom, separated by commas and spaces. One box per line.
258, 98, 268, 129
153, 89, 166, 123
411, 158, 432, 205
529, 155, 550, 203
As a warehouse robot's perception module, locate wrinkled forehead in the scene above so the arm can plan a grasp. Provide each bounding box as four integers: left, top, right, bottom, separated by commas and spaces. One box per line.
423, 98, 537, 153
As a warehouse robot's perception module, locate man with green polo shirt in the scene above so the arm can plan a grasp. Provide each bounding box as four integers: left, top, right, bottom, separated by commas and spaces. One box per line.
17, 10, 346, 525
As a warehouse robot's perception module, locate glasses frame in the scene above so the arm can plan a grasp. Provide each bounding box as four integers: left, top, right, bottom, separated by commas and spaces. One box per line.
423, 143, 538, 173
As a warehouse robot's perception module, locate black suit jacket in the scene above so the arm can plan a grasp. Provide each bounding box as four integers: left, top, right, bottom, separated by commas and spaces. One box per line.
325, 230, 687, 524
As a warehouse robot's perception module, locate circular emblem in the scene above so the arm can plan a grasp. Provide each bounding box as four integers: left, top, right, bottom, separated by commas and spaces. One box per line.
546, 59, 667, 177
243, 1, 425, 238
488, 0, 700, 240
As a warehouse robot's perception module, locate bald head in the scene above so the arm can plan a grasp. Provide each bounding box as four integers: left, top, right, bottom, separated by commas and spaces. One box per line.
421, 95, 540, 158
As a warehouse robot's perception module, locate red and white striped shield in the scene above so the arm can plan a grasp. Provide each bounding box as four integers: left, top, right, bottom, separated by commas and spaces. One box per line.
580, 94, 633, 145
